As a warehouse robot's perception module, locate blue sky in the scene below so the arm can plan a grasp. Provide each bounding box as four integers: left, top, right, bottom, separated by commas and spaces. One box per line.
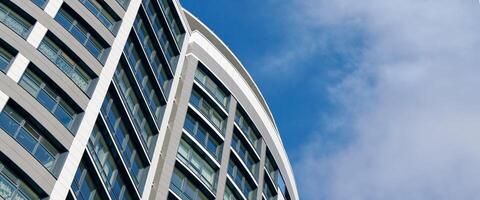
181, 0, 480, 200
179, 0, 349, 156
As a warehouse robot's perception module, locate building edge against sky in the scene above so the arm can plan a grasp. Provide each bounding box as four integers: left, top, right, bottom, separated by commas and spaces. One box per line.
0, 0, 299, 199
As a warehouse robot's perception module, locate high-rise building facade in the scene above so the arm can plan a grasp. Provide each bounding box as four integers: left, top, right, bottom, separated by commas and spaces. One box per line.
0, 0, 299, 200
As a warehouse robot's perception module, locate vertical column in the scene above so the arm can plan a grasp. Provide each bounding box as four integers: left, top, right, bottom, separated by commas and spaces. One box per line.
140, 8, 192, 198
148, 54, 198, 199
0, 90, 8, 111
215, 96, 238, 198
48, 0, 143, 199
256, 140, 267, 200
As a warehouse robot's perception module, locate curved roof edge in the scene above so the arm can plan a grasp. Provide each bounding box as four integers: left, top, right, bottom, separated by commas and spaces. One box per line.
182, 9, 279, 134
182, 9, 299, 200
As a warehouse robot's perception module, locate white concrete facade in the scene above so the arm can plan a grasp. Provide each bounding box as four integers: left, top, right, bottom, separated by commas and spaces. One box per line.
0, 0, 299, 200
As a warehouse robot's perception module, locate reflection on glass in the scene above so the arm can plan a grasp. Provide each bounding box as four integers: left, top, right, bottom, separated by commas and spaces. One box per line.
0, 2, 32, 38
38, 37, 91, 91
0, 106, 59, 172
19, 69, 77, 130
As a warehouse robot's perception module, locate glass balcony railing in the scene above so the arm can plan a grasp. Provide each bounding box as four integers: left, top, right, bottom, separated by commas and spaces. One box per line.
80, 0, 116, 32
177, 139, 217, 190
38, 38, 92, 92
0, 106, 59, 173
0, 2, 32, 38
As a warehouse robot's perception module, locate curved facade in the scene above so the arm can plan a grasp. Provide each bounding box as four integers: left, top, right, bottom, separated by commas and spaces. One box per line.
0, 0, 298, 200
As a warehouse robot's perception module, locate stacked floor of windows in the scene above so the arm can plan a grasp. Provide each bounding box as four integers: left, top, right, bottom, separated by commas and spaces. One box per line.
88, 122, 137, 200
0, 1, 33, 38
189, 87, 227, 134
112, 64, 158, 153
183, 112, 223, 161
0, 104, 62, 174
264, 153, 278, 185
176, 138, 218, 191
264, 151, 291, 200
19, 67, 80, 132
0, 159, 43, 199
79, 0, 119, 32
115, 59, 166, 124
154, 0, 185, 45
141, 0, 181, 68
38, 35, 94, 92
234, 107, 261, 151
169, 167, 211, 200
231, 130, 260, 180
124, 35, 168, 108
101, 91, 150, 191
0, 42, 14, 72
194, 65, 230, 109
71, 157, 110, 200
227, 158, 256, 200
133, 14, 173, 92
55, 6, 108, 61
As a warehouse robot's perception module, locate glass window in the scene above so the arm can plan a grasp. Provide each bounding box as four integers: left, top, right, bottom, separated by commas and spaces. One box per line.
71, 161, 106, 200
189, 89, 226, 133
34, 144, 56, 170
265, 154, 278, 182
183, 113, 221, 160
169, 168, 209, 200
176, 139, 217, 190
0, 105, 60, 172
224, 185, 240, 200
0, 173, 15, 198
133, 16, 172, 91
0, 2, 33, 38
79, 0, 116, 31
234, 109, 261, 151
194, 67, 229, 108
0, 162, 40, 200
142, 0, 180, 66
170, 169, 183, 197
263, 178, 275, 200
114, 62, 157, 150
123, 39, 165, 122
38, 37, 92, 91
55, 9, 105, 59
88, 124, 134, 200
0, 44, 13, 72
31, 0, 47, 8
19, 68, 78, 130
101, 93, 148, 186
227, 159, 255, 200
115, 0, 130, 9
184, 115, 196, 133
231, 133, 258, 177
152, 0, 184, 45
277, 174, 288, 199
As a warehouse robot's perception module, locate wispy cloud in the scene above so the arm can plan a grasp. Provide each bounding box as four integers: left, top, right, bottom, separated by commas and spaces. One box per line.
285, 0, 480, 199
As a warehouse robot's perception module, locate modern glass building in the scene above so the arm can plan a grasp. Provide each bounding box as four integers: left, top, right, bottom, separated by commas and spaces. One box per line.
0, 0, 298, 200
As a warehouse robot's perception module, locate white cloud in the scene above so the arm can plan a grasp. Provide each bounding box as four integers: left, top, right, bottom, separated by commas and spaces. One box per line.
292, 0, 480, 199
